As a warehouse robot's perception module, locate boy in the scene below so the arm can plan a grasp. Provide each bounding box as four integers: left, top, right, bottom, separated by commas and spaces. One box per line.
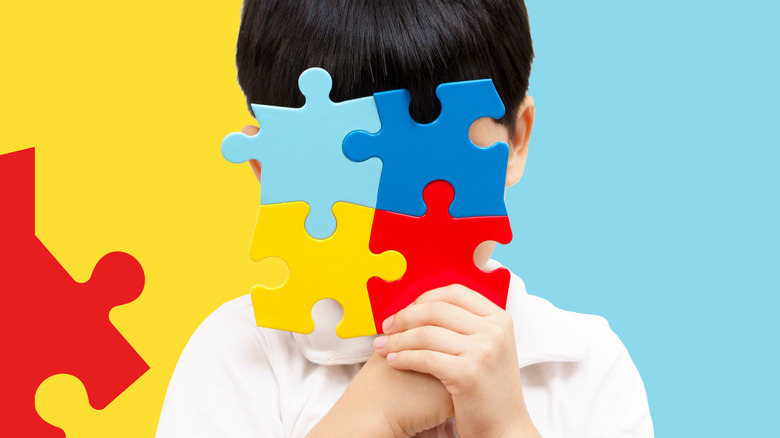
157, 1, 653, 437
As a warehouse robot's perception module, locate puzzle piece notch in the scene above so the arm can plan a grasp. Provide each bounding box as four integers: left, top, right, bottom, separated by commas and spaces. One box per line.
343, 78, 510, 218
367, 180, 512, 334
0, 148, 149, 437
35, 374, 92, 438
221, 67, 384, 239
248, 201, 406, 338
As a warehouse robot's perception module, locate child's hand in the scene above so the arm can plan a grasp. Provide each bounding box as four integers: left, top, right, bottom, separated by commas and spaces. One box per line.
373, 285, 541, 438
307, 352, 453, 438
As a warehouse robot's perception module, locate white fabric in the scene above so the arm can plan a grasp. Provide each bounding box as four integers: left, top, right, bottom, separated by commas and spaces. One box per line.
156, 266, 654, 437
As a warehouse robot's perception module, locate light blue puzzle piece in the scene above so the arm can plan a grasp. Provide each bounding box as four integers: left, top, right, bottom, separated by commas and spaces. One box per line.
221, 68, 383, 239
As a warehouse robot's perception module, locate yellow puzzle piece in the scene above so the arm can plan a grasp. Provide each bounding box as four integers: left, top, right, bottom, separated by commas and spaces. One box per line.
249, 201, 406, 338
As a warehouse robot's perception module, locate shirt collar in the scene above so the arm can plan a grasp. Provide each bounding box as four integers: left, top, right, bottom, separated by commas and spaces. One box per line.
291, 298, 377, 366
502, 267, 587, 368
293, 260, 587, 367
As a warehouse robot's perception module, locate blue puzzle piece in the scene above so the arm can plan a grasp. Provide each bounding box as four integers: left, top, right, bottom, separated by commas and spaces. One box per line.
221, 68, 383, 239
343, 79, 510, 218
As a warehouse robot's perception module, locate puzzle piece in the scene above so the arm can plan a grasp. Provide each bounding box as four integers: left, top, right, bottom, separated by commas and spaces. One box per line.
367, 180, 512, 334
221, 67, 383, 239
0, 148, 149, 437
249, 201, 406, 338
343, 78, 510, 218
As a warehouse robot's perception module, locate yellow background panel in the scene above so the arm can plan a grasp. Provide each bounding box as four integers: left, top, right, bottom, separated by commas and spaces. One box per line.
0, 1, 281, 436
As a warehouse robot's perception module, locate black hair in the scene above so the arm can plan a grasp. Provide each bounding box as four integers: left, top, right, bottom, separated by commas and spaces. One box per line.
236, 0, 533, 131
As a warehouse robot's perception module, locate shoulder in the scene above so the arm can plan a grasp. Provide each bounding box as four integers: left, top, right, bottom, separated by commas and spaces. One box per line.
157, 296, 369, 437
161, 294, 298, 400
182, 294, 299, 361
156, 295, 293, 437
504, 271, 654, 437
505, 272, 614, 367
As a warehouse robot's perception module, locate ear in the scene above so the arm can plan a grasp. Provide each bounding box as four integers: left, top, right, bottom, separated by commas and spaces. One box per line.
241, 125, 262, 183
505, 95, 535, 188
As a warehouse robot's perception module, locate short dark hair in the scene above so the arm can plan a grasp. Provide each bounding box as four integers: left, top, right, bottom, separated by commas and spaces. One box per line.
236, 0, 533, 130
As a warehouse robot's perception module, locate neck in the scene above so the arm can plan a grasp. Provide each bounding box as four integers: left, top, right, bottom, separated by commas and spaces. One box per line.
473, 240, 497, 270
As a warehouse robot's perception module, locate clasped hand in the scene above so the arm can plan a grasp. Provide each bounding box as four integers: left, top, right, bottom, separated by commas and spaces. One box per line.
372, 285, 539, 438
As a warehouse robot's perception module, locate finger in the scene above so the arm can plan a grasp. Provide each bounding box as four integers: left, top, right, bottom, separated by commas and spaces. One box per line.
386, 349, 462, 384
384, 301, 483, 335
414, 284, 500, 317
374, 326, 469, 356
241, 124, 259, 135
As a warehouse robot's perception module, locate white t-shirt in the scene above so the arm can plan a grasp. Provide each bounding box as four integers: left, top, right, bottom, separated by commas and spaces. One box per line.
156, 264, 654, 437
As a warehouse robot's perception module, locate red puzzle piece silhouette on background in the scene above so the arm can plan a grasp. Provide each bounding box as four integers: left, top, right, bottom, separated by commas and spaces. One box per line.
0, 148, 149, 437
367, 180, 513, 334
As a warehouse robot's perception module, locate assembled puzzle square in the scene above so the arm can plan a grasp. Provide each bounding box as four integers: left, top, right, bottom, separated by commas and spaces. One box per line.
221, 68, 514, 338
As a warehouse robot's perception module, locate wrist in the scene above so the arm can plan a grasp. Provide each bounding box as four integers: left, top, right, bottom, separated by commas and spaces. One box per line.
306, 389, 401, 438
496, 417, 542, 438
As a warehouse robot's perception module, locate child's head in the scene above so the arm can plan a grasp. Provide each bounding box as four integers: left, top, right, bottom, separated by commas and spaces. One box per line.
235, 0, 534, 132
233, 0, 536, 266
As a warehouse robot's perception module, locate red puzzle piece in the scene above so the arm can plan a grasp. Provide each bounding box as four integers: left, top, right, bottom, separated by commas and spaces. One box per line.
0, 148, 149, 437
367, 180, 513, 333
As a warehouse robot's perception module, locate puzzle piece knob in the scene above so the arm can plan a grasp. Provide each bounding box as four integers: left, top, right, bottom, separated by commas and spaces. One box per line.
298, 68, 333, 104
221, 131, 257, 164
422, 180, 455, 213
88, 251, 145, 306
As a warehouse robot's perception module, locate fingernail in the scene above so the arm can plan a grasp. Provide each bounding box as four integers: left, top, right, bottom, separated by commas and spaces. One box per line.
373, 336, 388, 349
382, 315, 394, 333
387, 352, 397, 363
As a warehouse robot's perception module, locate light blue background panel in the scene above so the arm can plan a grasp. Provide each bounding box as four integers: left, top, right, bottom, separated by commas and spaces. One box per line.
344, 79, 509, 218
493, 1, 780, 436
221, 68, 382, 239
